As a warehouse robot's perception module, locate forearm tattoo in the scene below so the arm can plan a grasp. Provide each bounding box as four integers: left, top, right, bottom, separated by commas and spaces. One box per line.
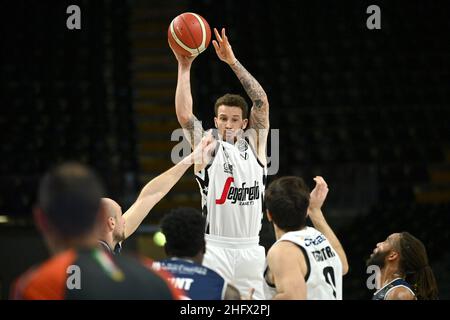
250, 112, 268, 129
230, 60, 267, 109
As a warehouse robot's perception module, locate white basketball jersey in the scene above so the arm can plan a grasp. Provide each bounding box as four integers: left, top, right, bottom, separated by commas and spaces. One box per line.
264, 227, 343, 300
195, 138, 267, 238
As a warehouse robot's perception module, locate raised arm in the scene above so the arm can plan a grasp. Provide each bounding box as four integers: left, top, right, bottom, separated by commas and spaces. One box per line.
308, 176, 349, 275
170, 43, 205, 148
122, 134, 215, 239
212, 28, 269, 162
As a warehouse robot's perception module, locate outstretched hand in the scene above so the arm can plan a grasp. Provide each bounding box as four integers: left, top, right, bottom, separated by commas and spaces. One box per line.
212, 28, 237, 65
168, 40, 197, 67
308, 176, 329, 214
191, 130, 216, 166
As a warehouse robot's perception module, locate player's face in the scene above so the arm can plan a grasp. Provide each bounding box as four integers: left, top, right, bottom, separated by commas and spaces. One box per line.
366, 233, 400, 268
214, 105, 248, 142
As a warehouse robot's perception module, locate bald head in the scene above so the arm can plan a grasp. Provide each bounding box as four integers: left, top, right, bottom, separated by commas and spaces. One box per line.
101, 198, 126, 242
101, 198, 122, 218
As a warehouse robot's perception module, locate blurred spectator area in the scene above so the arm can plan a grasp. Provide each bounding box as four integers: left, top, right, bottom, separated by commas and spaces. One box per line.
0, 0, 137, 216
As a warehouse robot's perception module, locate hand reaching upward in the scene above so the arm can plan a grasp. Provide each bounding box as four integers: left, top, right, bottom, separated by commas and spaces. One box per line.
212, 28, 237, 65
169, 39, 197, 67
308, 176, 329, 215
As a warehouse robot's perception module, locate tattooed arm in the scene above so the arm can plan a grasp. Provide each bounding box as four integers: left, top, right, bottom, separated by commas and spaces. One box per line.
212, 28, 270, 163
170, 42, 205, 149
230, 59, 270, 133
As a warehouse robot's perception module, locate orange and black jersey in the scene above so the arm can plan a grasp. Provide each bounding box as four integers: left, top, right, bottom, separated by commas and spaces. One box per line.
11, 248, 183, 300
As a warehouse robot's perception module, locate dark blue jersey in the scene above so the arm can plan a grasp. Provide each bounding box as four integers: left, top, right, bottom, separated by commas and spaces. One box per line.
373, 278, 416, 300
153, 258, 226, 300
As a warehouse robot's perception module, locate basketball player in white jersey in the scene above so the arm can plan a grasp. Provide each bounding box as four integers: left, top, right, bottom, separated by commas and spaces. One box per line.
263, 176, 349, 299
170, 27, 269, 299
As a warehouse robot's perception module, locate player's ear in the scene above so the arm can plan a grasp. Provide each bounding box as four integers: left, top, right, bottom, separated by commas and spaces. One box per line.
214, 117, 218, 128
266, 210, 272, 222
387, 250, 399, 261
107, 216, 115, 231
242, 118, 248, 129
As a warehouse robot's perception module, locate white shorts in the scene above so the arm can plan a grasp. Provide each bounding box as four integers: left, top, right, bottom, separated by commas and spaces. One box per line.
203, 234, 266, 300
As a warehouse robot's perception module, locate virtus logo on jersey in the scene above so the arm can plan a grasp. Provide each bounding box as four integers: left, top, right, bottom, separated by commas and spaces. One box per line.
223, 163, 233, 174
216, 177, 260, 205
236, 139, 249, 160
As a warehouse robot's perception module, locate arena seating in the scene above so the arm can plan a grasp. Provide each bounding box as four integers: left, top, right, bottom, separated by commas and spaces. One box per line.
0, 0, 138, 216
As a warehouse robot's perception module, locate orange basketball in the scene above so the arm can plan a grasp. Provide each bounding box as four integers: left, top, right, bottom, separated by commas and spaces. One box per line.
168, 12, 211, 57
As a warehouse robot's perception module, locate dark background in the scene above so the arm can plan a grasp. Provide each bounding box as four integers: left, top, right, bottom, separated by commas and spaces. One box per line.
0, 0, 449, 299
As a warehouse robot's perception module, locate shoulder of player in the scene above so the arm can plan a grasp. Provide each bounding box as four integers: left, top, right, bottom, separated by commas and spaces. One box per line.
386, 286, 416, 300
12, 250, 77, 299
27, 249, 77, 280
268, 240, 305, 263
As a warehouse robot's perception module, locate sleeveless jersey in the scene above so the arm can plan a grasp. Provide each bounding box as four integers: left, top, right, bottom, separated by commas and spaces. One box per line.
264, 227, 343, 300
372, 278, 416, 300
195, 138, 267, 238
